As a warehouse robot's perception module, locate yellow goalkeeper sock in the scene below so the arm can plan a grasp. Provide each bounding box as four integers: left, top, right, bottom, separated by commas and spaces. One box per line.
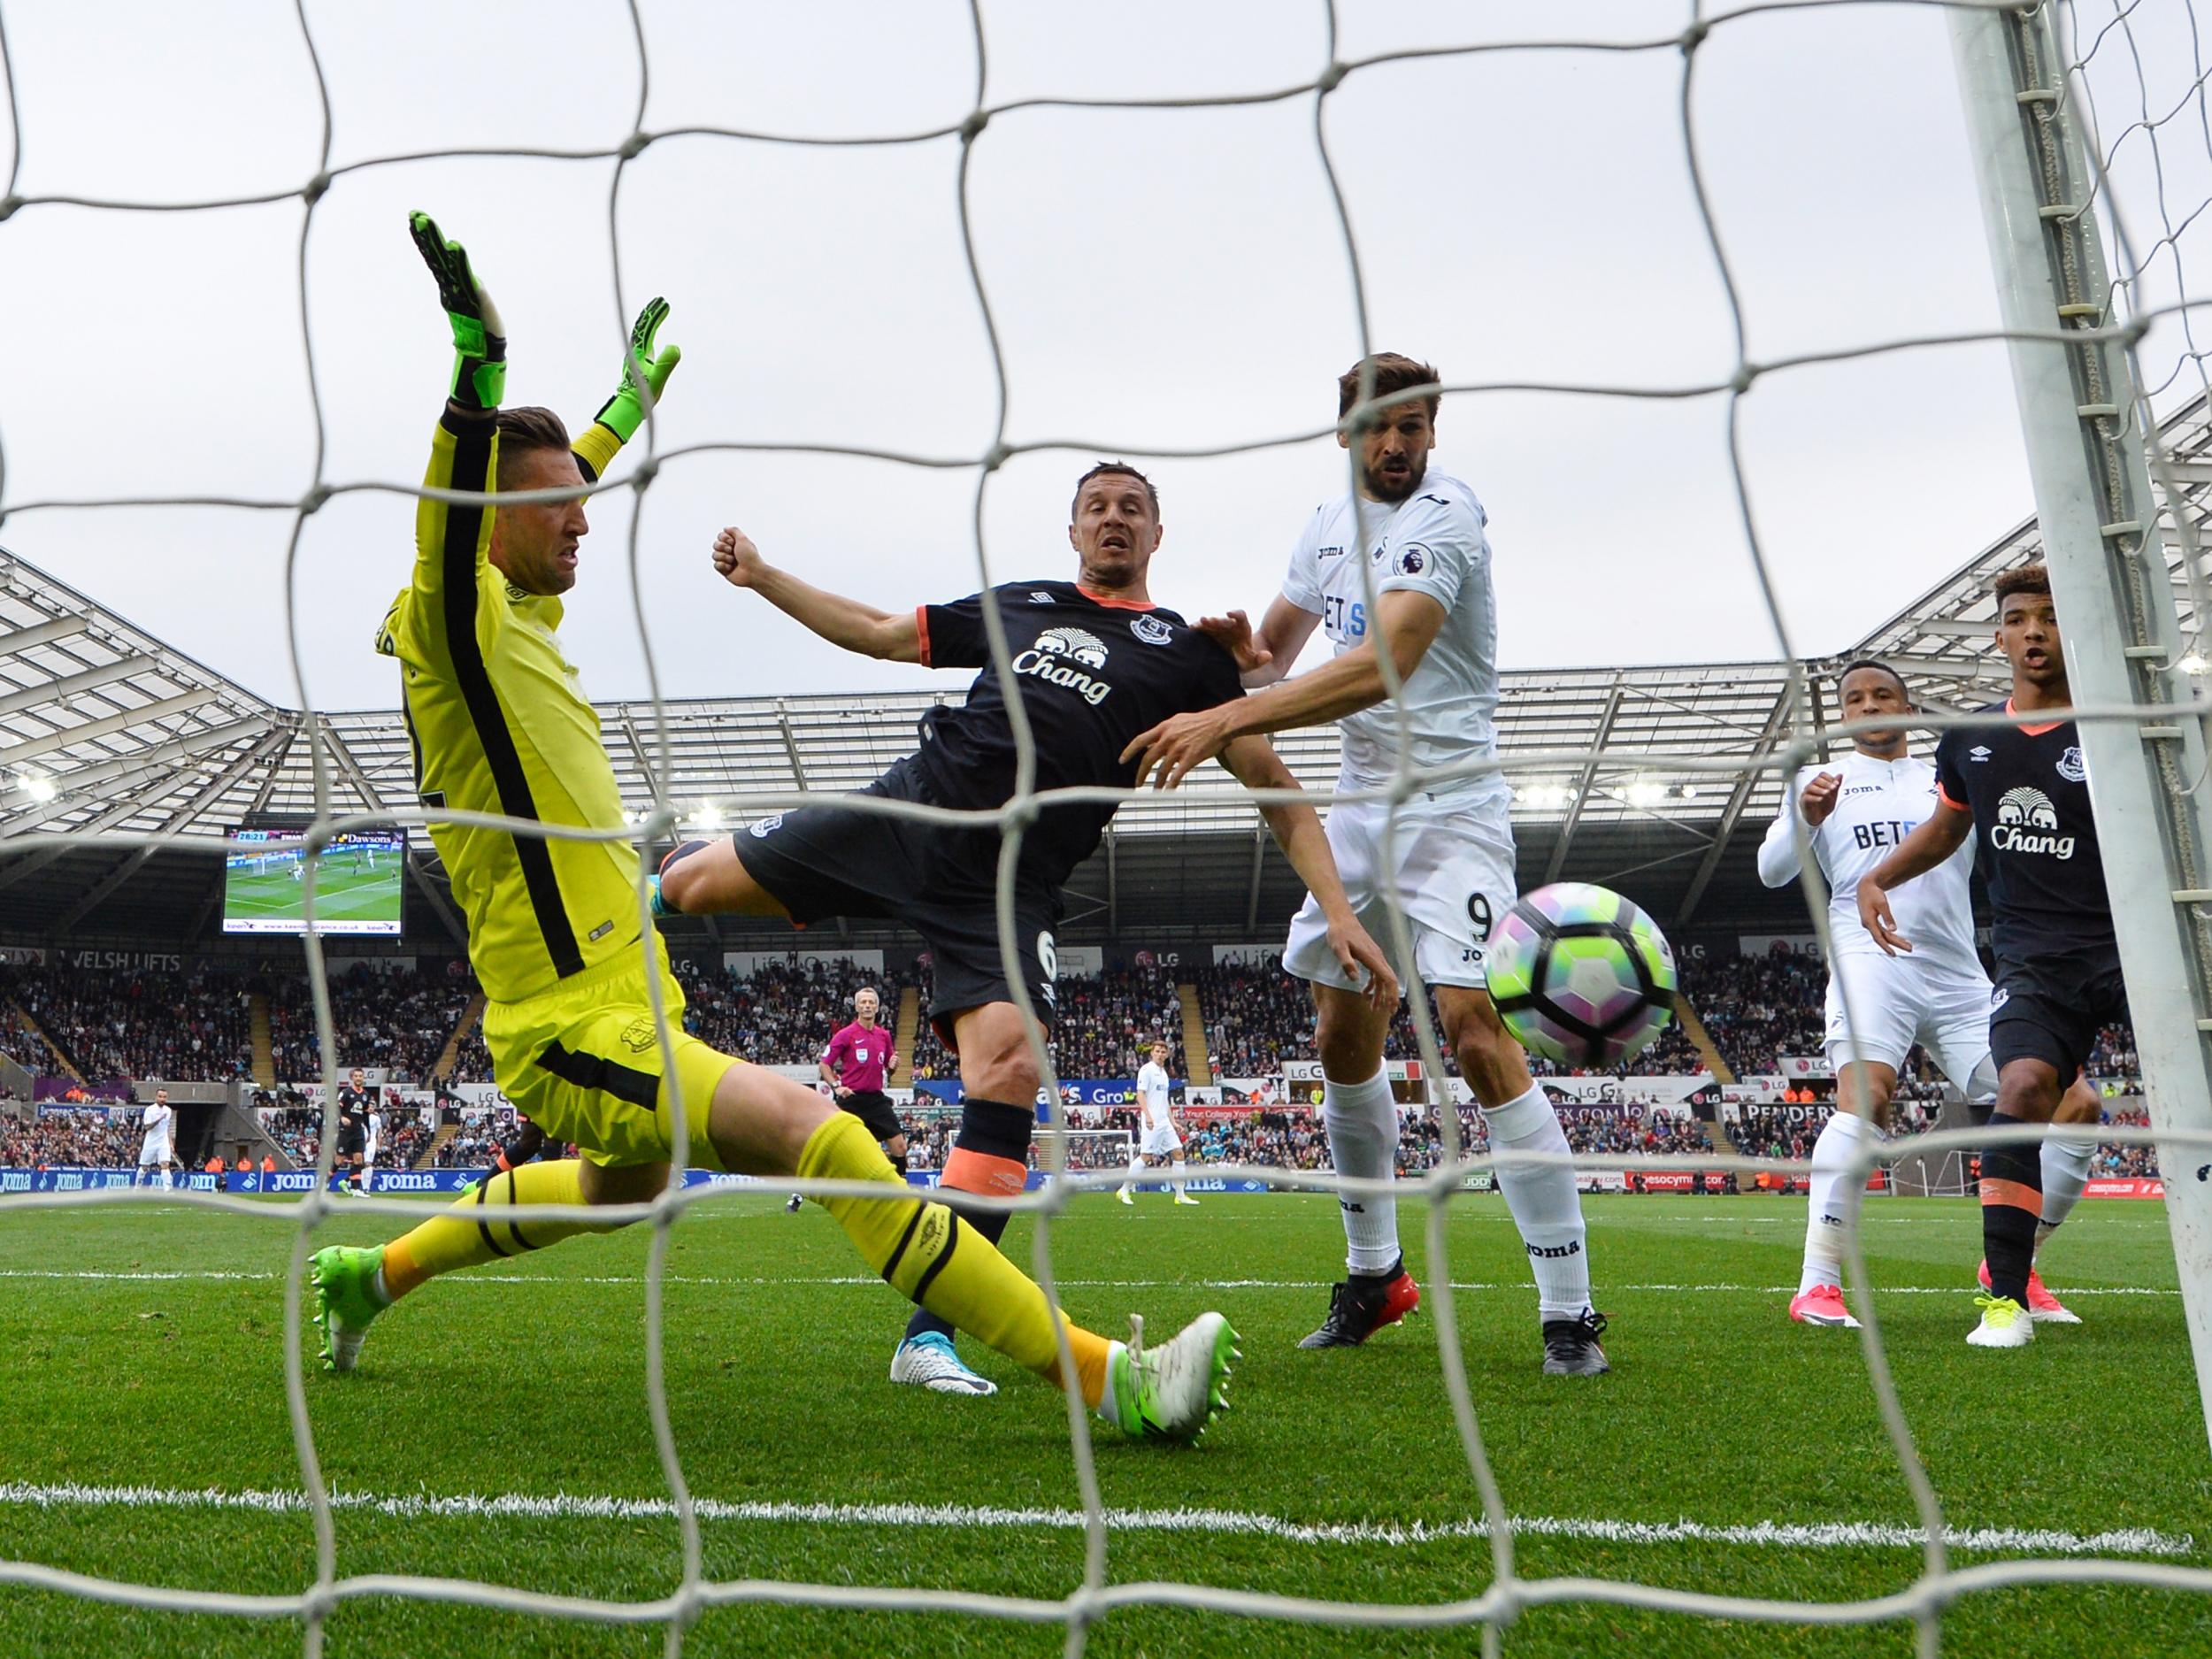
379, 1159, 618, 1302
798, 1111, 1113, 1406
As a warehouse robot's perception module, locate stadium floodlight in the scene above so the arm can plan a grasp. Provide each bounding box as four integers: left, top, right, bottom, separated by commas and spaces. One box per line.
692, 803, 724, 831
16, 773, 57, 804
2179, 653, 2208, 677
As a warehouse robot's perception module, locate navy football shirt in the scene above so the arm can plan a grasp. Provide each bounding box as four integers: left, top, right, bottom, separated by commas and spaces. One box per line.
1932, 701, 2114, 959
910, 580, 1245, 886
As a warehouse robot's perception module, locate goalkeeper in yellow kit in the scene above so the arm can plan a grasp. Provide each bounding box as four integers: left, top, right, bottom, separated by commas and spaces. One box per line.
309, 213, 1236, 1441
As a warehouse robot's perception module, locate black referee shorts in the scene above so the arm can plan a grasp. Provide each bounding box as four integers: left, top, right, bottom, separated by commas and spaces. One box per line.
1988, 946, 2130, 1079
732, 757, 1062, 1046
838, 1088, 904, 1143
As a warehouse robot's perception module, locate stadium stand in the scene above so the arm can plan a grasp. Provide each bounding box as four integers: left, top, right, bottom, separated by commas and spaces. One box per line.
0, 951, 2162, 1179
4, 964, 257, 1084
0, 1109, 144, 1168
265, 965, 479, 1084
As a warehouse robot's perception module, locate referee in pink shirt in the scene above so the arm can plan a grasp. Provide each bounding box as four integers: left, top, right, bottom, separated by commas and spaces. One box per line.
825, 985, 908, 1153
790, 987, 908, 1212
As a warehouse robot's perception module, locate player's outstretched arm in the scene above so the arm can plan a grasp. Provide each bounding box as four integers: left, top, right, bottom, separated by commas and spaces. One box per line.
1122, 590, 1446, 790
1198, 596, 1322, 689
1856, 803, 1971, 956
1218, 733, 1400, 1009
572, 296, 681, 484
709, 527, 921, 662
405, 211, 507, 607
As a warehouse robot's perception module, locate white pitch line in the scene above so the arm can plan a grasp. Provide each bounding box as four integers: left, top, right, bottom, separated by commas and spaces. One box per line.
0, 1480, 2190, 1559
0, 1269, 2181, 1297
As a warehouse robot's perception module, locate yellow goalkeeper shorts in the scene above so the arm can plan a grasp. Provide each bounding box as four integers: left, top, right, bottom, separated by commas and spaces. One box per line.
481, 950, 738, 1171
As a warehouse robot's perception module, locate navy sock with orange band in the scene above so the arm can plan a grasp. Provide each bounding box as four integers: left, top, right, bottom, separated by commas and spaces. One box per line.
1979, 1118, 2044, 1305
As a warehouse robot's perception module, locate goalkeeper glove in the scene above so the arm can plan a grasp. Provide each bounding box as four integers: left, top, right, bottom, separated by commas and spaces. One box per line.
409, 211, 507, 411
592, 296, 680, 442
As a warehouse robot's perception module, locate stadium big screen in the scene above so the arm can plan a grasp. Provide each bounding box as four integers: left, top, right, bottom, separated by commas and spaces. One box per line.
223, 824, 407, 936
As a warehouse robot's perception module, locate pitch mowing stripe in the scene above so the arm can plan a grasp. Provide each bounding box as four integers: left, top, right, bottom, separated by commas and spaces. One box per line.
0, 1480, 2189, 1558
0, 1269, 2181, 1296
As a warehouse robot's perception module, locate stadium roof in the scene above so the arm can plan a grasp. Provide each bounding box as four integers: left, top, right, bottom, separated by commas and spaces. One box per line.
4, 393, 2207, 949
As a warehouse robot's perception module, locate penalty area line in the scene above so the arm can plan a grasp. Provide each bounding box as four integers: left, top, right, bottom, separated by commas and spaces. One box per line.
0, 1480, 2191, 1559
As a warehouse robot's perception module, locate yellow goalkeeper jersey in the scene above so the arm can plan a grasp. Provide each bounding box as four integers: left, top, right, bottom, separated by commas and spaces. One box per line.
376, 405, 645, 1005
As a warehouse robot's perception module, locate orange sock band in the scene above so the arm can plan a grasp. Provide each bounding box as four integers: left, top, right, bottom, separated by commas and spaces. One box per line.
941, 1146, 1028, 1199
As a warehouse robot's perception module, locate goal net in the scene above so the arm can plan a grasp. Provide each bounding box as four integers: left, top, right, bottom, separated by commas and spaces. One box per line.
6, 1, 2212, 1653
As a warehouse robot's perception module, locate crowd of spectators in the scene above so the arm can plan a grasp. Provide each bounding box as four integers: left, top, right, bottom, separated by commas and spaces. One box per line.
886, 1100, 1718, 1179
0, 1108, 145, 1167
4, 964, 257, 1083
1728, 1106, 1829, 1163
432, 1112, 511, 1168
265, 966, 475, 1083
1677, 949, 1825, 1077
2097, 1106, 2160, 1178
1036, 964, 1183, 1079
678, 957, 897, 1071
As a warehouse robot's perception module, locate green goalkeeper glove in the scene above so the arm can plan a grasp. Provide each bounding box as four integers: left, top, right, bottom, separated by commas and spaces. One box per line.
409, 211, 507, 411
591, 296, 680, 442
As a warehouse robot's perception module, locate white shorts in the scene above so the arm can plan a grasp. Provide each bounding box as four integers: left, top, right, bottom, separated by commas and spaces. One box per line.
363, 1141, 380, 1168
1141, 1125, 1183, 1157
1283, 784, 1517, 995
137, 1139, 172, 1167
1823, 952, 1993, 1090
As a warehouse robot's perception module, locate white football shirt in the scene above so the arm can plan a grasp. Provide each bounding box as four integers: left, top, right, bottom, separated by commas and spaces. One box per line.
1757, 750, 1980, 972
1136, 1061, 1174, 1132
1279, 468, 1500, 795
141, 1102, 173, 1147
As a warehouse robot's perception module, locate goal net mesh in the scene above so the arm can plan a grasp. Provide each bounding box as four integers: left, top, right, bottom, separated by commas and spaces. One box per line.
5, 0, 2212, 1652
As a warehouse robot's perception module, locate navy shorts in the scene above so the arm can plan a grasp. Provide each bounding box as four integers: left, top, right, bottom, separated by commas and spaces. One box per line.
1988, 947, 2129, 1079
732, 757, 1062, 1046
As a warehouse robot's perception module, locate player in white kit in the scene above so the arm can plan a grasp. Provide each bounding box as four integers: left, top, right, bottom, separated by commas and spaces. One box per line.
1124, 353, 1607, 1374
1758, 661, 2096, 1328
136, 1088, 176, 1188
361, 1106, 384, 1194
1118, 1041, 1198, 1204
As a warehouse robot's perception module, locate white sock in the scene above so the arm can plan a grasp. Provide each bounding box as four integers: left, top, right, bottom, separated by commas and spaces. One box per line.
1322, 1067, 1401, 1275
1122, 1152, 1143, 1192
1484, 1086, 1591, 1320
2035, 1127, 2096, 1261
1171, 1159, 1187, 1195
1801, 1110, 1870, 1295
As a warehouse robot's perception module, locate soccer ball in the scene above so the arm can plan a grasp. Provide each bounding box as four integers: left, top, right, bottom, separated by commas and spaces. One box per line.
1486, 883, 1677, 1068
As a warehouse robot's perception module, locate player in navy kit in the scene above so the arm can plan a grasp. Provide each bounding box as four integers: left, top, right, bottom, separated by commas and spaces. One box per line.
1857, 565, 2124, 1348
657, 462, 1397, 1394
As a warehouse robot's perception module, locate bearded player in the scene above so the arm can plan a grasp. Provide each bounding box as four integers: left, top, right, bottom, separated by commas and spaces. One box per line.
308, 212, 1235, 1444
657, 465, 1396, 1397
1123, 354, 1607, 1374
1760, 659, 2100, 1330
1859, 565, 2125, 1348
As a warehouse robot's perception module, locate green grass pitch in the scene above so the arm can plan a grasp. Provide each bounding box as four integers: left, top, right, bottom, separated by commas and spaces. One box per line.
225, 857, 403, 929
3, 1194, 2208, 1657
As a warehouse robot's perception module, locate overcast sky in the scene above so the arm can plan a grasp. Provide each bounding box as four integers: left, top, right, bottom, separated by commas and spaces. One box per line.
2, 0, 2207, 712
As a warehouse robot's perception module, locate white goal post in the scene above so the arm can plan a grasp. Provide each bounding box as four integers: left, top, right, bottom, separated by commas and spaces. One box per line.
1951, 4, 2212, 1456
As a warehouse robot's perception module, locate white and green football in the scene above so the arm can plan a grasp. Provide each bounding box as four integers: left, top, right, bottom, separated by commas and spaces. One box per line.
1486, 882, 1677, 1068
